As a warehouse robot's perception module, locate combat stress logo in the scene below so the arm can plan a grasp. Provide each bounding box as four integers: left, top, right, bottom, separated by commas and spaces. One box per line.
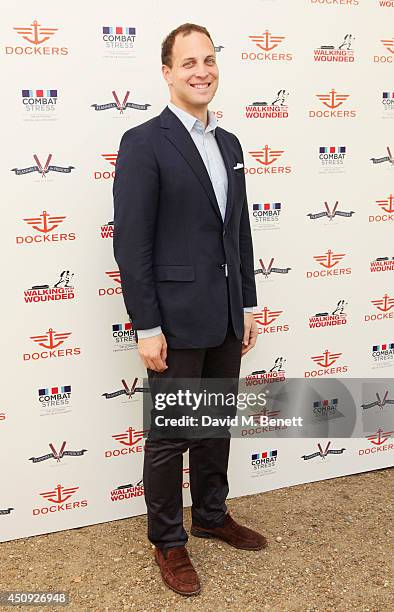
29, 441, 87, 464
251, 202, 282, 229
370, 256, 394, 272
5, 20, 68, 55
306, 249, 352, 278
102, 26, 136, 58
111, 323, 138, 351
309, 89, 356, 118
314, 34, 355, 62
358, 428, 393, 455
11, 154, 74, 178
318, 146, 346, 172
16, 210, 76, 245
94, 153, 117, 180
245, 145, 292, 174
371, 342, 394, 367
250, 449, 278, 477
104, 426, 148, 459
301, 441, 346, 461
245, 90, 289, 119
369, 193, 394, 223
309, 299, 348, 328
374, 37, 394, 62
23, 328, 80, 361
21, 89, 58, 120
99, 270, 122, 297
24, 270, 74, 303
304, 349, 348, 377
33, 483, 87, 516
253, 307, 289, 335
364, 294, 394, 322
241, 30, 293, 62
38, 385, 72, 417
91, 90, 150, 114
382, 91, 394, 115
307, 200, 354, 222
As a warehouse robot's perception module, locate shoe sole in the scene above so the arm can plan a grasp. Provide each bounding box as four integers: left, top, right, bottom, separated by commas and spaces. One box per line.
154, 556, 201, 596
190, 527, 267, 550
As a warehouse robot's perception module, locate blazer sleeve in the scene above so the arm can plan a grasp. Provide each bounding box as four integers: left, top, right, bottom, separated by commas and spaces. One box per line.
113, 128, 162, 329
235, 137, 258, 308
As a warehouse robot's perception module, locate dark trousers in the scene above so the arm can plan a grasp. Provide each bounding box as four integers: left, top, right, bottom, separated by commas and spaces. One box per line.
143, 280, 243, 550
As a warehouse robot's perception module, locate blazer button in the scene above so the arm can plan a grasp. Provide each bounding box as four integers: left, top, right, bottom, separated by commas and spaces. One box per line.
219, 263, 226, 269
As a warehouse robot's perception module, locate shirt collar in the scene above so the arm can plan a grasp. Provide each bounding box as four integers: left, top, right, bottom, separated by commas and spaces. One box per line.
168, 102, 217, 135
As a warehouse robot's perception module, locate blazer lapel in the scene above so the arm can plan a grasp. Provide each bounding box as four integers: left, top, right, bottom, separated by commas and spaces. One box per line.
214, 127, 235, 228
160, 107, 223, 223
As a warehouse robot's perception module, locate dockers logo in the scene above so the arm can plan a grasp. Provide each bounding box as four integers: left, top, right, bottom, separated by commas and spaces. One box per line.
252, 202, 282, 228
33, 483, 87, 516
318, 146, 346, 171
16, 210, 75, 245
307, 250, 351, 278
38, 385, 72, 416
11, 154, 74, 177
250, 450, 278, 476
101, 220, 113, 239
369, 193, 394, 223
29, 441, 87, 464
309, 299, 348, 329
241, 407, 288, 437
361, 390, 394, 410
242, 31, 293, 62
301, 442, 346, 461
0, 507, 14, 515
99, 270, 122, 297
102, 377, 148, 401
253, 307, 289, 335
372, 342, 394, 365
6, 20, 68, 56
313, 399, 339, 417
304, 349, 348, 377
105, 426, 148, 458
365, 294, 394, 322
313, 34, 355, 62
112, 322, 137, 351
110, 481, 144, 502
22, 90, 58, 119
254, 257, 291, 278
370, 256, 394, 272
245, 145, 292, 174
382, 92, 394, 114
24, 270, 75, 303
245, 90, 289, 119
358, 428, 394, 455
309, 89, 356, 118
370, 146, 393, 166
245, 358, 286, 384
307, 201, 355, 221
23, 328, 81, 361
94, 153, 117, 180
310, 0, 359, 5
91, 90, 150, 114
374, 37, 394, 63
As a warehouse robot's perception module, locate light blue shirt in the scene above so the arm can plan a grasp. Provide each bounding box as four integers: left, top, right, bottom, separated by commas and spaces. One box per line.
137, 102, 253, 339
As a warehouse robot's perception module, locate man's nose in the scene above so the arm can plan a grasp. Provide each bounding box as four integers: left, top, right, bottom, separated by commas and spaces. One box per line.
193, 63, 209, 78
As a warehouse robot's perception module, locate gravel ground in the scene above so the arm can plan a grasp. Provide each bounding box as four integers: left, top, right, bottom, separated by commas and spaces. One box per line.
1, 467, 393, 612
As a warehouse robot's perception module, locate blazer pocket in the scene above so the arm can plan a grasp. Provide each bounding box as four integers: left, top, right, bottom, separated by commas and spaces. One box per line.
153, 265, 195, 282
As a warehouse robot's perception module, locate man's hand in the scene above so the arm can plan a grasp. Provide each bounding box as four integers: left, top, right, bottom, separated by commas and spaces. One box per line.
241, 312, 257, 357
138, 333, 168, 372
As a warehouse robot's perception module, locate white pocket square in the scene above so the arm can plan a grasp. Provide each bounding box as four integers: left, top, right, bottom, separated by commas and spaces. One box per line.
233, 162, 244, 170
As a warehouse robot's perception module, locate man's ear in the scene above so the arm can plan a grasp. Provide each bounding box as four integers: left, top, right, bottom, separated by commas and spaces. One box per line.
162, 64, 172, 85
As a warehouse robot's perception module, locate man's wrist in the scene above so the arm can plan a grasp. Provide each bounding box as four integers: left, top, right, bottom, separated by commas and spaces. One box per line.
136, 326, 162, 339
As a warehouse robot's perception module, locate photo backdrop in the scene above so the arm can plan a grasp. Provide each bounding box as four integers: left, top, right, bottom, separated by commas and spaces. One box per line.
1, 0, 394, 542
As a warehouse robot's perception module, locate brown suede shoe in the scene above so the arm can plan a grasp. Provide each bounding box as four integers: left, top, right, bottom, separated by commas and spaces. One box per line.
154, 546, 201, 596
191, 512, 268, 550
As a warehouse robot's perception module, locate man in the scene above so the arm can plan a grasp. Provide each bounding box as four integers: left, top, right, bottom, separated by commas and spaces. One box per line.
113, 23, 267, 597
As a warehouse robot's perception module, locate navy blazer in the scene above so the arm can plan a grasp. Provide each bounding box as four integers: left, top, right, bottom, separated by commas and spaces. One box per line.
113, 106, 257, 349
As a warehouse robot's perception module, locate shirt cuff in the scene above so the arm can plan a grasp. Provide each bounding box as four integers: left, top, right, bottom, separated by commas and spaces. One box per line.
243, 306, 255, 313
136, 326, 162, 339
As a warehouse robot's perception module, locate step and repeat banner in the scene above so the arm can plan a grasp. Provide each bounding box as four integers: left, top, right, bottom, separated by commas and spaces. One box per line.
1, 0, 394, 542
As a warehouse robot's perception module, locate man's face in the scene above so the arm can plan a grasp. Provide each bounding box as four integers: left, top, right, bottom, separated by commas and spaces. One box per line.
162, 31, 219, 110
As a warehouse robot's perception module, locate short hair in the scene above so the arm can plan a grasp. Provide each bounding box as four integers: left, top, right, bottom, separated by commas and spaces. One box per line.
161, 23, 214, 68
